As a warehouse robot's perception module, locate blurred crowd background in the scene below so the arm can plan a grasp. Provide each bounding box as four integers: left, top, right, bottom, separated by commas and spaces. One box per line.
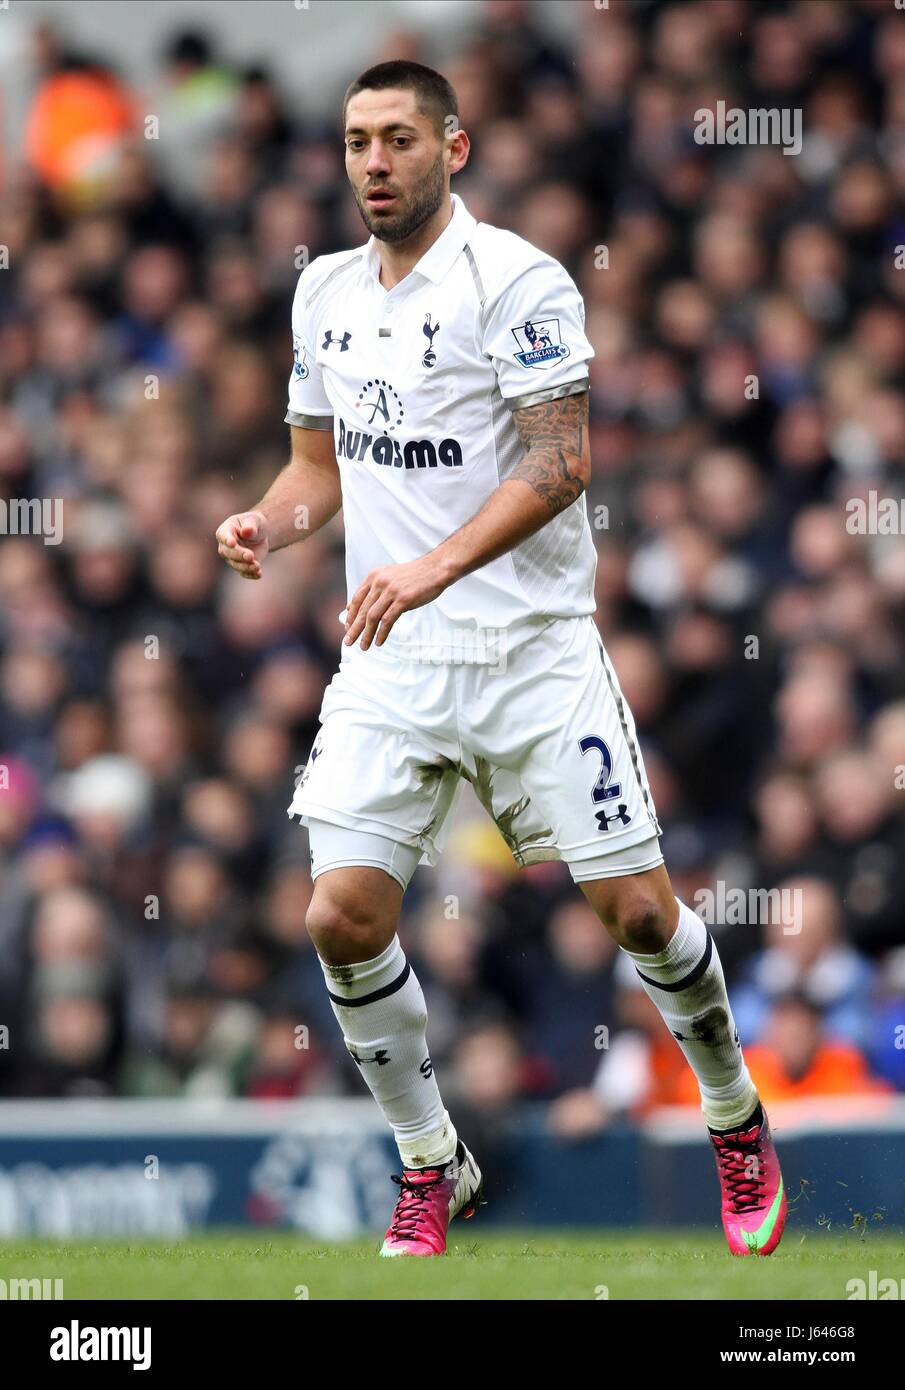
0, 0, 904, 1146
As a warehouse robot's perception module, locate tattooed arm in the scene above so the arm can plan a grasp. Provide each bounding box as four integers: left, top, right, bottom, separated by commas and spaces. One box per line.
343, 390, 591, 648
508, 389, 590, 516
430, 388, 591, 579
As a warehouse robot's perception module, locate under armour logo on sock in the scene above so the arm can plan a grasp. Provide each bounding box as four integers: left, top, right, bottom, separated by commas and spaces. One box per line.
347, 1043, 390, 1066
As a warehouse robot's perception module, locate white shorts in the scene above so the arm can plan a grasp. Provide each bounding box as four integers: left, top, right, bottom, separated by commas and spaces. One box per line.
288, 614, 663, 884
306, 822, 664, 893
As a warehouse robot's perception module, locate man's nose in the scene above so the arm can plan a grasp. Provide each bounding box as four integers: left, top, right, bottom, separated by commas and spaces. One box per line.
365, 142, 391, 175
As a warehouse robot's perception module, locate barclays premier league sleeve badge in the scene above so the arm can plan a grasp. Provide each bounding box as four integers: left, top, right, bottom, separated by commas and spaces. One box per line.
511, 318, 571, 369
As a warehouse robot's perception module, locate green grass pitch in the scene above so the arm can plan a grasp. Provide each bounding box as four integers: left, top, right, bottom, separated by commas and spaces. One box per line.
3, 1229, 904, 1299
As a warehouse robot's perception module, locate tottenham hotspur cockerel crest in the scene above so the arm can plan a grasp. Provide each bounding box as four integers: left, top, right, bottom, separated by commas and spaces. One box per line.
422, 313, 440, 368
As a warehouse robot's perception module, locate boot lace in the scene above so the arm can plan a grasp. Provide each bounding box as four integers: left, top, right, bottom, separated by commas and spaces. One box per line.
387, 1170, 444, 1241
715, 1131, 767, 1213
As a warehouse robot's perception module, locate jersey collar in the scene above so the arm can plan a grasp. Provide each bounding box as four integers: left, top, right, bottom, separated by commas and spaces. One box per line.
363, 192, 476, 288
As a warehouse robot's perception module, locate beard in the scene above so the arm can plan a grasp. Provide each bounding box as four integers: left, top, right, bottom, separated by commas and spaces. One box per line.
355, 151, 447, 244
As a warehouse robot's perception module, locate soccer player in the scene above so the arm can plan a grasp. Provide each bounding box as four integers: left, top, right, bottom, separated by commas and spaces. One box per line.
215, 61, 785, 1258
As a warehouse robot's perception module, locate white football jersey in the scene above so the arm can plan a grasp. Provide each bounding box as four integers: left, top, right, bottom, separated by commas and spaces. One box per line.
286, 192, 596, 661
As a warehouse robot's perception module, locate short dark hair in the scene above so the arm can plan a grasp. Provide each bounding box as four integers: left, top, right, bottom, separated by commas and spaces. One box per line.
342, 60, 458, 140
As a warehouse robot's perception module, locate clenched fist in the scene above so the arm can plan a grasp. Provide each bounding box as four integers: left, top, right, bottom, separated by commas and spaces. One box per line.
215, 511, 269, 579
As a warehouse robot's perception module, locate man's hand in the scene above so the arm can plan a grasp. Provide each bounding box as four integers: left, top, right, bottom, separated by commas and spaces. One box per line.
215, 511, 270, 579
344, 554, 450, 650
341, 394, 592, 647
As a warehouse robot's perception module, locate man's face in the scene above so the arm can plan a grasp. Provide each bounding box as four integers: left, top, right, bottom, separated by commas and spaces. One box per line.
344, 89, 448, 245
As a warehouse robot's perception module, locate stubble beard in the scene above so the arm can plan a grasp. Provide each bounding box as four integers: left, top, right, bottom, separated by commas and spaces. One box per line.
357, 152, 447, 245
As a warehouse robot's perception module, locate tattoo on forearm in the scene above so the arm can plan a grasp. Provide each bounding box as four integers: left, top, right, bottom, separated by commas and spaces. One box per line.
511, 392, 589, 517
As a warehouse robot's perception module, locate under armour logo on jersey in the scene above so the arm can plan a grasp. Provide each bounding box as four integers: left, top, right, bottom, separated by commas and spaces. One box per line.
323, 329, 352, 351
422, 314, 440, 368
595, 803, 632, 831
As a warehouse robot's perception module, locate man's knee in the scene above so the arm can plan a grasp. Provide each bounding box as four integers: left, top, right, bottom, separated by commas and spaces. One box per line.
305, 877, 398, 964
612, 894, 675, 952
581, 868, 679, 951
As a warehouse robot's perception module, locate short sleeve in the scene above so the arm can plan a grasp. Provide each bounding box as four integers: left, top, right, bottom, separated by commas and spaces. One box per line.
481, 257, 594, 410
286, 263, 334, 429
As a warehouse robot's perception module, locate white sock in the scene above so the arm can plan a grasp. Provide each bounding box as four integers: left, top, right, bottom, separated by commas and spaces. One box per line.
622, 897, 759, 1130
319, 935, 457, 1168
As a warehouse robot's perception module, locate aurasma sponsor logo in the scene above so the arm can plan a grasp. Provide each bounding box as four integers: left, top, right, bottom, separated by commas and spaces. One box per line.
50, 1322, 151, 1371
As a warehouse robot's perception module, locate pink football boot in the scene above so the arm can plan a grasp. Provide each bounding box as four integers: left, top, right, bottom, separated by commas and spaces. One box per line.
709, 1102, 786, 1256
379, 1141, 483, 1257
